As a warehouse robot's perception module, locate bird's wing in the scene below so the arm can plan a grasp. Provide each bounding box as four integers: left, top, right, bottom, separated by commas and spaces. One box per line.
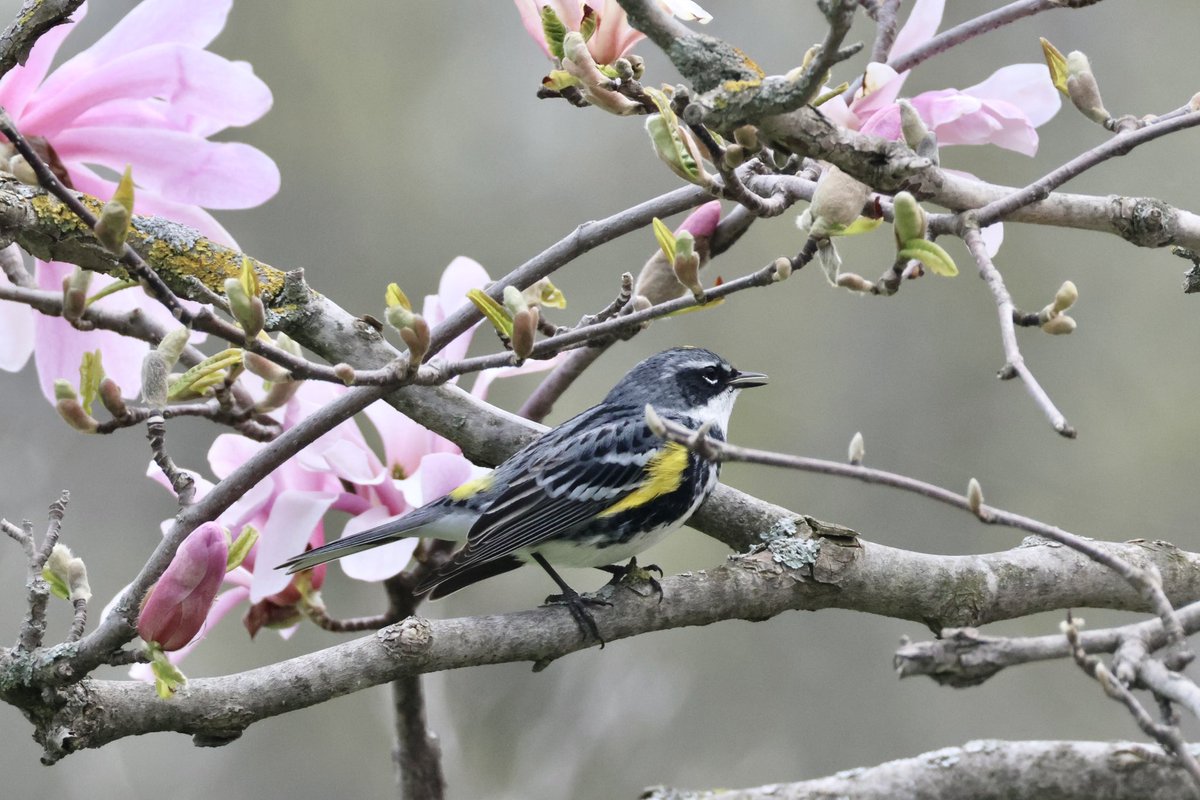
417, 408, 689, 593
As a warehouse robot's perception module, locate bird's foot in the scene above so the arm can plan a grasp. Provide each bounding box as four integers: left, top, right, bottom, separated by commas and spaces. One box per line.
598, 557, 664, 603
543, 588, 611, 647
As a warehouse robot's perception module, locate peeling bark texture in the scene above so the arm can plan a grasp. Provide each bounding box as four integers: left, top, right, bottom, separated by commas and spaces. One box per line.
642, 740, 1200, 800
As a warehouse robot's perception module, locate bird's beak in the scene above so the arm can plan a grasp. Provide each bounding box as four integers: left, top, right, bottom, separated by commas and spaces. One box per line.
729, 370, 768, 388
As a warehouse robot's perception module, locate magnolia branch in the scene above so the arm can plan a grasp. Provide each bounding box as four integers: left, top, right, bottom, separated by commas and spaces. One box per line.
16, 532, 1200, 762
648, 412, 1190, 652
644, 740, 1200, 800
961, 226, 1075, 437
896, 600, 1200, 687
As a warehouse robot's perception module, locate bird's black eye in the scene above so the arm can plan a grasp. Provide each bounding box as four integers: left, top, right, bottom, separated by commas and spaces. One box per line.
701, 365, 721, 385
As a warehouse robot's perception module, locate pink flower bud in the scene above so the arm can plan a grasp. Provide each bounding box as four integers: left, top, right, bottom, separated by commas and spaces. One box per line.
137, 522, 228, 651
675, 200, 722, 240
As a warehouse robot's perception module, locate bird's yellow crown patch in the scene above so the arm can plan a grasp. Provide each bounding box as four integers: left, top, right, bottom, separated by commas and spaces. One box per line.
598, 442, 688, 517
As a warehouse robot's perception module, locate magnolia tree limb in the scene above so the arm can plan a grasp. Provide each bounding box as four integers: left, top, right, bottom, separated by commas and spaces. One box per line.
14, 532, 1200, 761
642, 739, 1200, 800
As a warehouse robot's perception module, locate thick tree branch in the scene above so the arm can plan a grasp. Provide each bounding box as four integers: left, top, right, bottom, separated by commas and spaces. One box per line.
12, 529, 1200, 761
644, 739, 1199, 800
0, 0, 83, 80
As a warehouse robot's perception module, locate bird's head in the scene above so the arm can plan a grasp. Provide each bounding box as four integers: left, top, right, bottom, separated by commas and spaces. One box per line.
605, 347, 768, 427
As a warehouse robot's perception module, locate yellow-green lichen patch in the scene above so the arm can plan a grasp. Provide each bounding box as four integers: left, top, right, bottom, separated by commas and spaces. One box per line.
136, 217, 286, 301
30, 192, 97, 236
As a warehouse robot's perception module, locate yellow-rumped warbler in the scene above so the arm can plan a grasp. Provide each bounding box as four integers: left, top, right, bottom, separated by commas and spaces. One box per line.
279, 347, 766, 640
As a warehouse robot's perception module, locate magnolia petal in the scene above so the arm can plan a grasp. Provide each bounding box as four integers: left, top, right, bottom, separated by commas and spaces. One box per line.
338, 506, 420, 582
965, 63, 1061, 127
414, 451, 483, 506
425, 256, 489, 364
45, 0, 231, 92
53, 126, 279, 209
470, 350, 568, 400
850, 63, 905, 120
0, 273, 34, 372
250, 490, 339, 602
22, 44, 272, 137
889, 0, 945, 63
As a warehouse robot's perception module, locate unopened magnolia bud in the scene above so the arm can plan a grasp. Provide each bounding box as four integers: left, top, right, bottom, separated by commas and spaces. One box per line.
9, 155, 37, 185
897, 99, 938, 162
612, 57, 635, 81
503, 285, 528, 316
772, 257, 792, 282
243, 350, 290, 382
67, 557, 91, 602
835, 272, 873, 293
138, 522, 227, 652
93, 166, 135, 254
399, 316, 430, 363
625, 54, 645, 79
510, 306, 538, 361
385, 302, 417, 331
254, 378, 302, 413
1066, 51, 1109, 125
722, 144, 746, 169
733, 125, 758, 151
1041, 315, 1077, 335
1053, 280, 1078, 313
141, 351, 170, 409
45, 543, 73, 583
57, 395, 98, 432
808, 166, 870, 237
892, 191, 927, 244
155, 326, 190, 368
967, 478, 984, 516
333, 363, 356, 385
275, 331, 302, 358
224, 277, 264, 339
62, 268, 92, 323
848, 431, 865, 465
98, 377, 126, 417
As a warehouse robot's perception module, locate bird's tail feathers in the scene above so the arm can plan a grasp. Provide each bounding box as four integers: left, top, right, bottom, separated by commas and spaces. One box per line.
277, 505, 442, 574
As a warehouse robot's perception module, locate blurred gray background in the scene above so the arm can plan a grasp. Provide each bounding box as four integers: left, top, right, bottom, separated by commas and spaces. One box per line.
2, 1, 1199, 798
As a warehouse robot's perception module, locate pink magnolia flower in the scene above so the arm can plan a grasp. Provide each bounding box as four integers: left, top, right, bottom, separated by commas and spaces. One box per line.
136, 521, 228, 651
130, 256, 562, 669
515, 0, 711, 65
0, 0, 279, 401
819, 0, 1060, 157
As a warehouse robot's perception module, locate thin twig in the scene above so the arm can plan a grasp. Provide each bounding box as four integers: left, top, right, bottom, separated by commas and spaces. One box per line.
866, 0, 902, 64
648, 412, 1190, 657
961, 226, 1076, 438
974, 110, 1200, 227
146, 416, 196, 507
896, 599, 1200, 686
1066, 615, 1200, 789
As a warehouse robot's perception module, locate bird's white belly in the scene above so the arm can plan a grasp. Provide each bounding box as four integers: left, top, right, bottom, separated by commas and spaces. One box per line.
521, 521, 684, 568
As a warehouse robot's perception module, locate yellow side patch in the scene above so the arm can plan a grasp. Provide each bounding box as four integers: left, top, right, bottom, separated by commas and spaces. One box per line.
449, 474, 493, 501
598, 443, 688, 518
